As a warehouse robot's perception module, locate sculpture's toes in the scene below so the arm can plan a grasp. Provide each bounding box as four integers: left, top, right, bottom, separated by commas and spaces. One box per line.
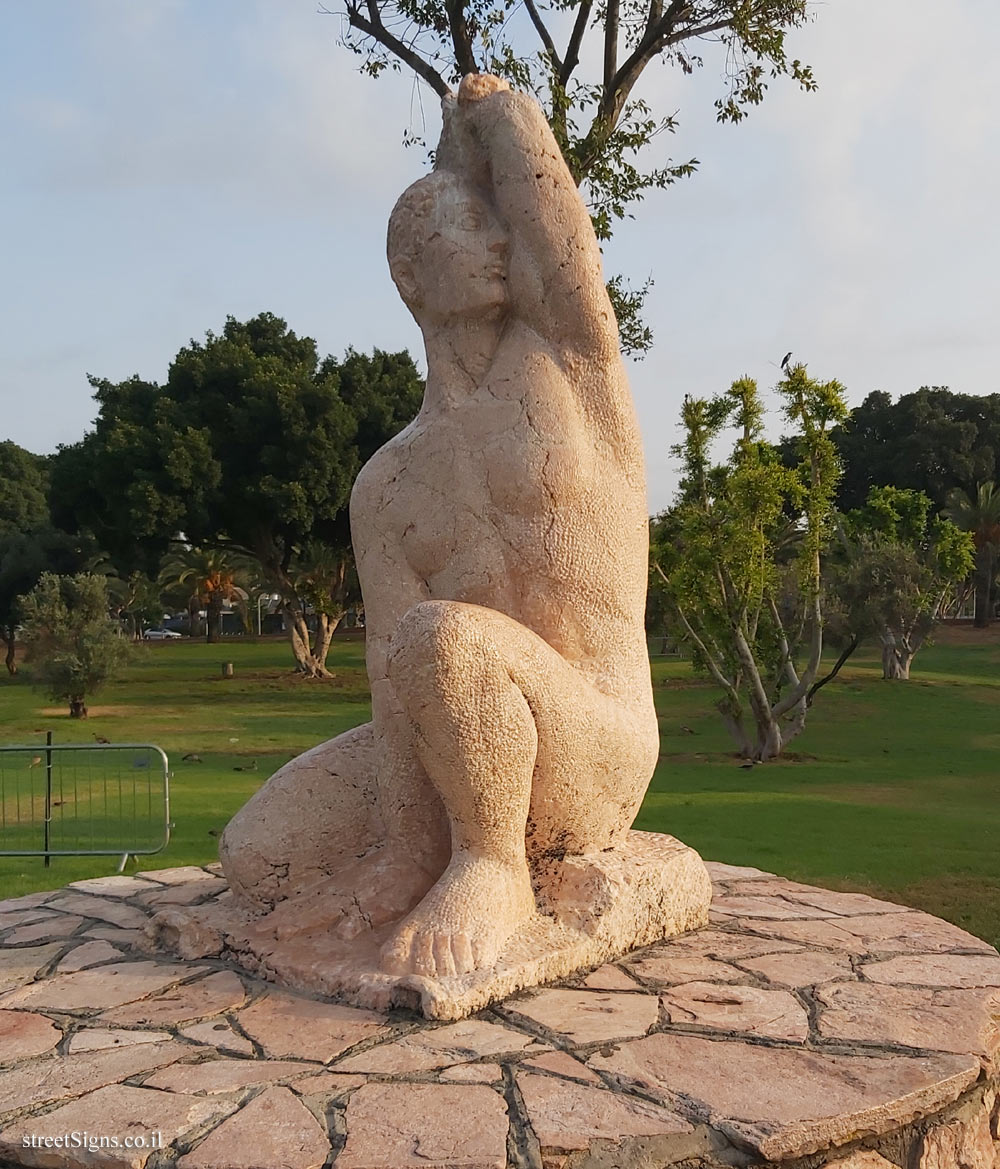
380, 926, 485, 979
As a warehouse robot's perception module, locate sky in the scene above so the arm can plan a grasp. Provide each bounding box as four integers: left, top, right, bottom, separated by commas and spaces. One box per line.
1, 0, 997, 512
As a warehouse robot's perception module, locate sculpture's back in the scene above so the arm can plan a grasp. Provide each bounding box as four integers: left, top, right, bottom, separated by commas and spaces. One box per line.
152, 75, 712, 1020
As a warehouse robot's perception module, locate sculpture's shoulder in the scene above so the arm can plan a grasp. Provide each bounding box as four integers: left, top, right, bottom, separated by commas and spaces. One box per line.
350, 417, 418, 522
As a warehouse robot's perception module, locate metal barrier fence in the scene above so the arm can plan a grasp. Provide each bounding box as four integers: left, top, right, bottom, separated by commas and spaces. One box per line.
0, 738, 171, 871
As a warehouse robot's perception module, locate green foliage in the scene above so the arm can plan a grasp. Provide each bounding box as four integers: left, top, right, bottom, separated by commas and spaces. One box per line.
19, 573, 132, 716
51, 315, 424, 674
0, 441, 50, 536
832, 388, 1000, 512
652, 365, 848, 760
829, 488, 975, 678
331, 0, 816, 353
942, 480, 1000, 628
0, 529, 97, 675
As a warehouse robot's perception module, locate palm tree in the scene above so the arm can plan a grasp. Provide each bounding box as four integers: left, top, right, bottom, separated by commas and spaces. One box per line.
943, 481, 1000, 628
157, 547, 249, 643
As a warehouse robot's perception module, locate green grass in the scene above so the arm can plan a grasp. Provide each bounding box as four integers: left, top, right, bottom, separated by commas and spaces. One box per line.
1, 628, 998, 948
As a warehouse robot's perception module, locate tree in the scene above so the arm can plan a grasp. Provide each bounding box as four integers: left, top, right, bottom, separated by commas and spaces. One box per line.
157, 547, 249, 643
942, 481, 1000, 628
832, 388, 1000, 512
52, 316, 424, 676
651, 365, 847, 761
829, 488, 974, 680
19, 573, 132, 718
0, 529, 95, 676
330, 0, 816, 353
0, 441, 49, 536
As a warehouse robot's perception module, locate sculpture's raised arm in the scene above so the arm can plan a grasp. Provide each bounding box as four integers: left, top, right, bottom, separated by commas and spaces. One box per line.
455, 75, 619, 362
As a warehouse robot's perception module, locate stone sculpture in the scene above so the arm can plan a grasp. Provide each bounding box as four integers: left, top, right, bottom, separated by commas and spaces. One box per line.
152, 74, 711, 1018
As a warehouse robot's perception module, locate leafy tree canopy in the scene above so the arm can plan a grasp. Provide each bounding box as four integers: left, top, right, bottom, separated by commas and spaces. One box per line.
652, 365, 848, 761
328, 0, 816, 353
831, 388, 1000, 512
51, 313, 424, 674
827, 487, 975, 679
19, 572, 132, 718
0, 440, 50, 536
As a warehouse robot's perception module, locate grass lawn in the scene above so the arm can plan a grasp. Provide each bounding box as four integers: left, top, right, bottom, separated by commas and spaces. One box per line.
1, 626, 998, 948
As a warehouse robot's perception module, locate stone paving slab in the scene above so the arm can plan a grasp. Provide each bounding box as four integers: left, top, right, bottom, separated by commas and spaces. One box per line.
0, 862, 997, 1168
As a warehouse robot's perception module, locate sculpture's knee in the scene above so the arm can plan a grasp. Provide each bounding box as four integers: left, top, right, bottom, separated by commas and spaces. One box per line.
387, 601, 485, 702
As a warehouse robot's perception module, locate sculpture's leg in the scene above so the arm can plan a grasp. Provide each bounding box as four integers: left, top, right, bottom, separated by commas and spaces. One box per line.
221, 723, 381, 910
380, 601, 539, 977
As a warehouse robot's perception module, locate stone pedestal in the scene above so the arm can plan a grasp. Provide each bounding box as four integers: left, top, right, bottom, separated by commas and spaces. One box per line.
149, 831, 712, 1020
1, 859, 998, 1169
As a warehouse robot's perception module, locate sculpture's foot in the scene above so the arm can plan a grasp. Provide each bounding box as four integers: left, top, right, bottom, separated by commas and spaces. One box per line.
380, 854, 536, 978
245, 845, 438, 946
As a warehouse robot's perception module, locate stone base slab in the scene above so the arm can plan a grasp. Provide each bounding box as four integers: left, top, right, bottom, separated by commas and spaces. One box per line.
1, 861, 999, 1168
148, 831, 713, 1020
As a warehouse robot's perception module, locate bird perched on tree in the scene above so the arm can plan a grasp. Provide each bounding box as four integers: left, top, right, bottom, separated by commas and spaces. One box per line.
780, 351, 793, 371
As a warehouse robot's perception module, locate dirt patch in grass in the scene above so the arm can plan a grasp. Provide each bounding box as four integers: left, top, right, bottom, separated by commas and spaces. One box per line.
807, 783, 909, 807
38, 705, 137, 718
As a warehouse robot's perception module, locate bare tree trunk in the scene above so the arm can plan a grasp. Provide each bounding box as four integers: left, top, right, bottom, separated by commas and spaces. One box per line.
283, 602, 333, 679
973, 544, 994, 628
880, 631, 912, 680
3, 626, 16, 676
206, 597, 223, 644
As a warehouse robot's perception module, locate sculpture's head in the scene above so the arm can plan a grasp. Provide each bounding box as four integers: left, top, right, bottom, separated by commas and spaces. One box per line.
388, 170, 508, 328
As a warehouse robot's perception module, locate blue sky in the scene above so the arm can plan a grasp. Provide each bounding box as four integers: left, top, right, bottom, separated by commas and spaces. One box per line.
2, 0, 997, 511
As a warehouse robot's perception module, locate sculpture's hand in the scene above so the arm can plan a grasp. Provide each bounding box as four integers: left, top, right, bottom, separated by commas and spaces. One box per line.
457, 73, 510, 104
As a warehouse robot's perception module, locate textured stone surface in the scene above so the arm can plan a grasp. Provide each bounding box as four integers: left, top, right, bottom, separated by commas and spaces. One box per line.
0, 1041, 189, 1115
659, 981, 809, 1040
580, 963, 642, 991
825, 1153, 900, 1169
145, 71, 713, 1021
627, 952, 749, 986
142, 1059, 315, 1094
522, 1050, 603, 1084
335, 1018, 534, 1073
919, 1107, 997, 1169
45, 893, 148, 929
740, 948, 855, 987
5, 914, 85, 944
0, 961, 207, 1012
176, 1085, 330, 1169
0, 942, 67, 992
67, 1028, 173, 1053
0, 1010, 61, 1060
179, 1019, 254, 1055
861, 953, 1000, 988
507, 988, 658, 1045
338, 1082, 508, 1169
589, 1033, 980, 1159
2, 868, 998, 1168
0, 1084, 232, 1169
55, 940, 124, 972
517, 1072, 691, 1152
100, 969, 245, 1026
238, 991, 389, 1061
816, 983, 1000, 1067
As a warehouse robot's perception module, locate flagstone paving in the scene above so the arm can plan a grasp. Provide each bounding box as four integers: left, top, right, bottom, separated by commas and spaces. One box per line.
0, 861, 997, 1168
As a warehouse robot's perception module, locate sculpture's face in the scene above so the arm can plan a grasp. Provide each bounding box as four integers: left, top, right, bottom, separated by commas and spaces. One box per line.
389, 175, 508, 325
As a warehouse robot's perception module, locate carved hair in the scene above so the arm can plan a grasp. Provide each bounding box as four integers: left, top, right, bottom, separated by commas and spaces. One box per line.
387, 171, 461, 275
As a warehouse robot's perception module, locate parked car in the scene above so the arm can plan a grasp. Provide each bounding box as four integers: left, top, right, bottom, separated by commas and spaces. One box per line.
143, 628, 182, 640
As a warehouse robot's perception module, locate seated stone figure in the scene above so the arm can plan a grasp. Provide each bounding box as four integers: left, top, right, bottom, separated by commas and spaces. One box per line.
200, 74, 709, 1014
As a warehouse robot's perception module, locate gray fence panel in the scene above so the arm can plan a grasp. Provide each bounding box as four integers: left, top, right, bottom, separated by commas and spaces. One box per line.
0, 742, 171, 868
